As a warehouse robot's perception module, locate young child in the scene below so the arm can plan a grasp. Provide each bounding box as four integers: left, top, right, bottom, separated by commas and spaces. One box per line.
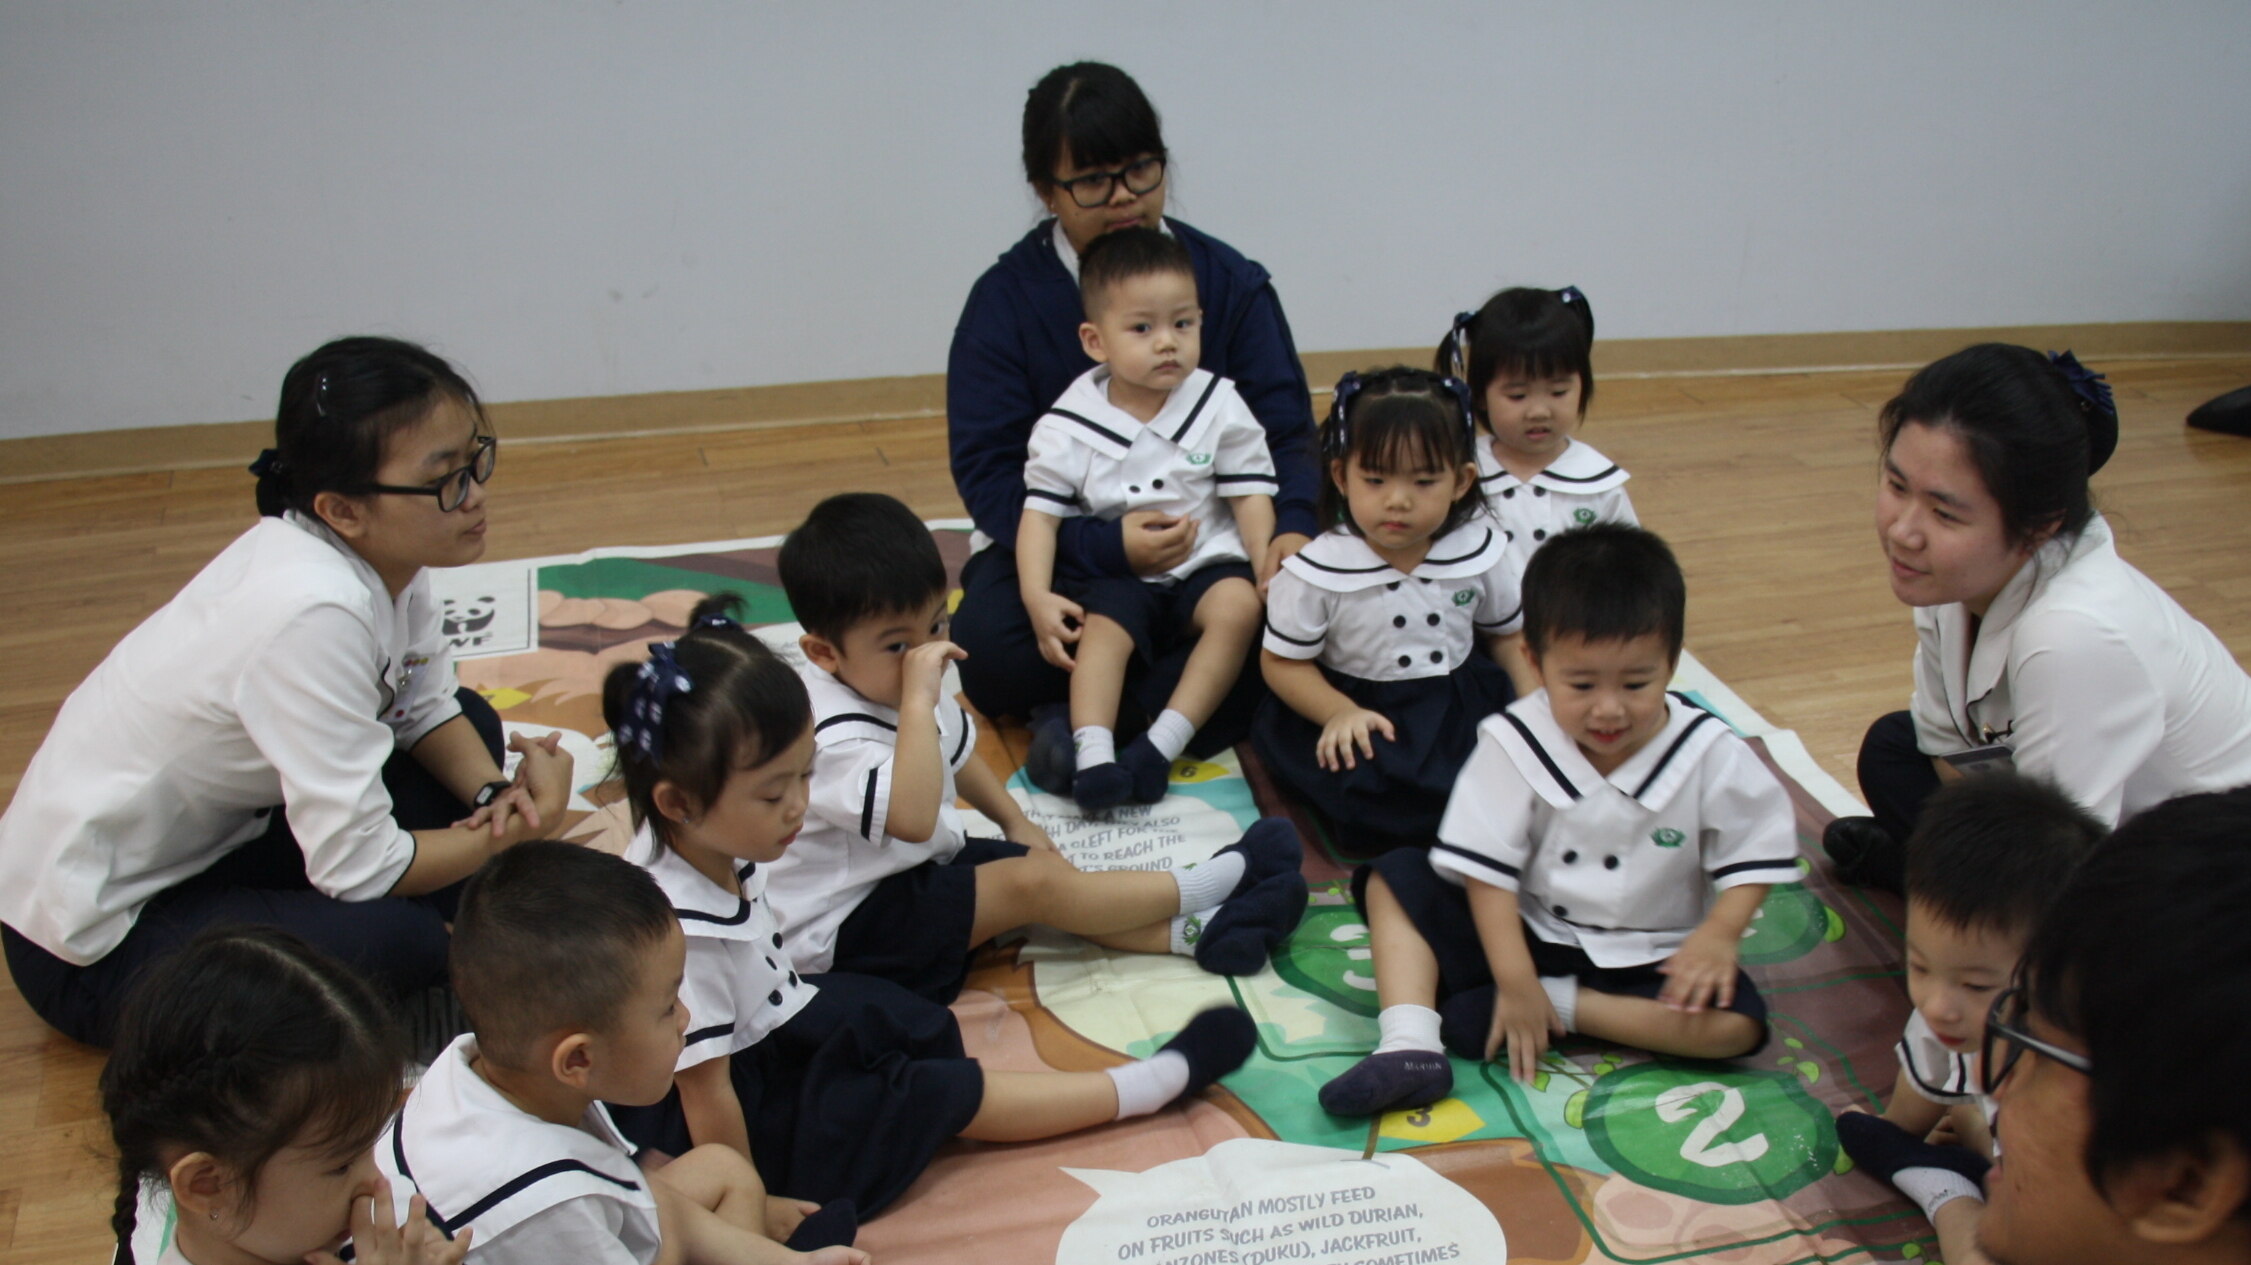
599, 601, 1265, 1214
772, 494, 1307, 993
1252, 367, 1533, 850
100, 925, 459, 1265
1014, 226, 1277, 810
378, 842, 869, 1265
1440, 287, 1636, 583
1319, 524, 1801, 1115
1835, 774, 2106, 1265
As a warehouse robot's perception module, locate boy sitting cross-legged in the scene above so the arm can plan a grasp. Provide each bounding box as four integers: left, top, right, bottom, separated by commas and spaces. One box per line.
1320, 524, 1802, 1115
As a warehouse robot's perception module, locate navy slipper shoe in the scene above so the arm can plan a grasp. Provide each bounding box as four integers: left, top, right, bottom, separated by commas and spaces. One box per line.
1119, 735, 1173, 803
1194, 870, 1309, 976
1025, 704, 1075, 796
1318, 1050, 1454, 1117
1161, 1006, 1259, 1103
783, 1199, 858, 1251
1074, 761, 1132, 812
1837, 1110, 1991, 1187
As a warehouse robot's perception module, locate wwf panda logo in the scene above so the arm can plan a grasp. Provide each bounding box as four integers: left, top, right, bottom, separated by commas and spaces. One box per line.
442, 596, 499, 638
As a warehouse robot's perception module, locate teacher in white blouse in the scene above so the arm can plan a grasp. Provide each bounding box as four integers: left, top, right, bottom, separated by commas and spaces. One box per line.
0, 337, 572, 1046
1824, 343, 2251, 890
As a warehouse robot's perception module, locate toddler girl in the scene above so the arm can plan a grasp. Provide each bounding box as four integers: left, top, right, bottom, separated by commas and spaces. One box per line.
1251, 368, 1530, 849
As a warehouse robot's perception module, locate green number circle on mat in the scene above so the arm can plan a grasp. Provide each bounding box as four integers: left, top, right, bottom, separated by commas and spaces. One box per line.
1270, 905, 1380, 1016
1738, 882, 1830, 966
1582, 1064, 1837, 1205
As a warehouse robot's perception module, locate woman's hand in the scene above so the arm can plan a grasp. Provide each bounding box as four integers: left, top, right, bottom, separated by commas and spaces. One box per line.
1257, 532, 1311, 595
1485, 973, 1564, 1084
306, 1180, 469, 1265
1122, 511, 1198, 576
1316, 708, 1395, 772
1024, 591, 1084, 671
452, 732, 563, 839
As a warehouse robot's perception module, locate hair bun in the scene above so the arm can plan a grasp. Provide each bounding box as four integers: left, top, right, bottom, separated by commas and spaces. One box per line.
2045, 350, 2119, 475
248, 448, 291, 518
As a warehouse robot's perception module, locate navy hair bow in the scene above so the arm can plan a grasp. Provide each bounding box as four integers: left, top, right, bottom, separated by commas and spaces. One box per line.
616, 641, 694, 763
2046, 349, 2115, 419
1446, 311, 1477, 380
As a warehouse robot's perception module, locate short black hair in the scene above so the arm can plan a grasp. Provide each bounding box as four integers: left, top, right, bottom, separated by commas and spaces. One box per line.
1021, 61, 1166, 192
1879, 343, 2119, 548
1904, 773, 2107, 938
1520, 523, 1685, 658
1437, 287, 1596, 424
450, 842, 677, 1070
777, 492, 947, 644
1079, 225, 1195, 318
2020, 786, 2251, 1213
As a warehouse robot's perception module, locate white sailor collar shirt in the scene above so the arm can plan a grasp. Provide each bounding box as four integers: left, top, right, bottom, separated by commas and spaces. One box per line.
1022, 366, 1278, 582
628, 826, 815, 1069
376, 1034, 661, 1265
1475, 439, 1636, 574
1433, 691, 1800, 967
1263, 522, 1522, 681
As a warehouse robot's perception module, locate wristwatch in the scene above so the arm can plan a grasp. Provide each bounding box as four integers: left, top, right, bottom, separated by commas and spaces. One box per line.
472, 780, 514, 809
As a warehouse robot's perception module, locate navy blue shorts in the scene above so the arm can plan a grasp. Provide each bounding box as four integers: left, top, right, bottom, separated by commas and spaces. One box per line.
1355, 848, 1768, 1055
1062, 560, 1257, 665
829, 837, 1031, 1004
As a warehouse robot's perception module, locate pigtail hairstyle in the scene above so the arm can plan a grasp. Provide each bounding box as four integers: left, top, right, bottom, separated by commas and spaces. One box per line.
602, 593, 812, 850
1877, 343, 2119, 550
1316, 366, 1483, 540
1436, 286, 1597, 427
253, 336, 486, 519
100, 926, 404, 1265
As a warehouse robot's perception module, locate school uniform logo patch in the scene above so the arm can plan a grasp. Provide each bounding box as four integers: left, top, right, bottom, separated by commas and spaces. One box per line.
1573, 508, 1597, 526
1186, 452, 1213, 465
1651, 827, 1686, 847
1452, 589, 1476, 606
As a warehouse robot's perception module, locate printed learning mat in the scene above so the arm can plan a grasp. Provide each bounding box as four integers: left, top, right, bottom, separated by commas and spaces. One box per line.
422, 523, 1930, 1265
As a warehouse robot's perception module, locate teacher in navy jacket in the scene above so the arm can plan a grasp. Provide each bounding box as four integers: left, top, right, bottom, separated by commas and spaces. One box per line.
946, 61, 1318, 784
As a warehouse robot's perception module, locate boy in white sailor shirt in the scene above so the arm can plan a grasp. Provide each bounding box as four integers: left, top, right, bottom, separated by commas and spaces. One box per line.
1015, 226, 1276, 811
1832, 775, 2106, 1265
1320, 526, 1798, 1117
380, 844, 865, 1265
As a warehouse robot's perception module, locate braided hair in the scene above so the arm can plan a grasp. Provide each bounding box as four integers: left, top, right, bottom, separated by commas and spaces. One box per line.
99, 927, 403, 1264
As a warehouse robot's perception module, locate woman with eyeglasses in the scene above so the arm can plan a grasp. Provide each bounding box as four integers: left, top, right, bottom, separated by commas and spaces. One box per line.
946, 61, 1318, 781
0, 336, 572, 1047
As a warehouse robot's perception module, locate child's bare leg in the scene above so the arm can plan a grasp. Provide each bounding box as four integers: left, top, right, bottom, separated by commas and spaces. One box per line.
1164, 577, 1262, 726
1573, 989, 1764, 1059
1085, 924, 1170, 953
970, 858, 1180, 946
1069, 615, 1134, 735
972, 818, 1301, 957
1318, 873, 1456, 1116
1933, 1198, 1994, 1265
962, 1007, 1260, 1139
648, 1144, 774, 1237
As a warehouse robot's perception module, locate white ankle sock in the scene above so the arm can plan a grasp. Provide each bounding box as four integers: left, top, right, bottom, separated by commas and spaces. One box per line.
1107, 1049, 1191, 1119
1073, 726, 1115, 772
1171, 851, 1247, 914
1144, 709, 1196, 762
1168, 909, 1218, 955
1539, 975, 1579, 1031
1374, 1004, 1443, 1055
1894, 1168, 1982, 1220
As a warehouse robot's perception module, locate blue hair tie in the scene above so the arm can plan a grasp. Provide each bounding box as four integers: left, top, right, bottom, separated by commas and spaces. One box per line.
616, 641, 695, 763
1438, 375, 1479, 441
1447, 311, 1477, 380
2046, 349, 2115, 420
1324, 371, 1367, 459
691, 611, 742, 633
1558, 285, 1584, 306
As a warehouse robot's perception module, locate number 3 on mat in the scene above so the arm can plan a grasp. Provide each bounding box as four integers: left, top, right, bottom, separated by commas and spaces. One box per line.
1653, 1082, 1768, 1167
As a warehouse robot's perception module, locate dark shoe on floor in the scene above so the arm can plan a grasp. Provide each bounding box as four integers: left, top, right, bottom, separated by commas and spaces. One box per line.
1120, 735, 1173, 803
1025, 704, 1075, 796
784, 1200, 859, 1250
1194, 870, 1309, 976
1074, 761, 1132, 811
1162, 1006, 1259, 1103
1836, 1110, 1991, 1187
1823, 815, 1904, 892
1318, 1049, 1454, 1117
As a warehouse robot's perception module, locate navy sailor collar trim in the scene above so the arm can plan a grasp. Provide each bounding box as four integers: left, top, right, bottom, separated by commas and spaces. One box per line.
1485, 691, 1728, 811
1281, 521, 1502, 592
1044, 366, 1231, 458
1476, 438, 1629, 495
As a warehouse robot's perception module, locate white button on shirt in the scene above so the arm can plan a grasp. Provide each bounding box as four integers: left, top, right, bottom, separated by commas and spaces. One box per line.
0, 512, 458, 964
1475, 439, 1636, 580
628, 826, 816, 1070
1262, 521, 1522, 681
762, 665, 980, 975
1022, 366, 1279, 583
1432, 692, 1800, 967
378, 1034, 662, 1265
1910, 514, 2251, 827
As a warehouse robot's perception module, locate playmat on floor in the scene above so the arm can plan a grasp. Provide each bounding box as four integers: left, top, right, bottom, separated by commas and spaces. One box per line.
149, 523, 1935, 1265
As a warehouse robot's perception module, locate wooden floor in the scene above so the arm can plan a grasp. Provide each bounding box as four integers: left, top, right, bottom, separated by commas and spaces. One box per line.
4, 355, 2248, 1262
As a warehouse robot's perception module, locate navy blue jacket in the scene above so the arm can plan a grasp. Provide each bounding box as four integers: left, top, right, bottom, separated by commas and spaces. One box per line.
946, 218, 1318, 579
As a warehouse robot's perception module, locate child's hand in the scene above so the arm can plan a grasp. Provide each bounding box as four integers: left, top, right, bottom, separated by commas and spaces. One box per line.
1316, 708, 1396, 771
1122, 511, 1199, 576
306, 1180, 469, 1265
1002, 816, 1065, 859
1657, 925, 1741, 1013
1486, 974, 1563, 1084
799, 1249, 872, 1265
899, 640, 967, 709
1023, 591, 1083, 671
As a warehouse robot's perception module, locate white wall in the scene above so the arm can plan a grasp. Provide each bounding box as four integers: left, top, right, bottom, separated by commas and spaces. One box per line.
4, 1, 2248, 438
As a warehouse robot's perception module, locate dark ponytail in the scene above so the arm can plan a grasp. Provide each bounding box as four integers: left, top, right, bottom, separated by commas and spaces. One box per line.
253, 336, 484, 518
602, 593, 812, 848
101, 927, 404, 1263
1878, 343, 2117, 548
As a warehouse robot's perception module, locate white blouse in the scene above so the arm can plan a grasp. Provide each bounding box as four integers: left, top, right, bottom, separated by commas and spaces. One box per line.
628, 825, 815, 1070
0, 512, 460, 963
1475, 438, 1636, 580
1262, 521, 1521, 682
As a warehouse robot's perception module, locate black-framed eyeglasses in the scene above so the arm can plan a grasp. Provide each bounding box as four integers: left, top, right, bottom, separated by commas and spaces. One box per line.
354, 433, 497, 513
1054, 155, 1166, 209
1981, 985, 2093, 1095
